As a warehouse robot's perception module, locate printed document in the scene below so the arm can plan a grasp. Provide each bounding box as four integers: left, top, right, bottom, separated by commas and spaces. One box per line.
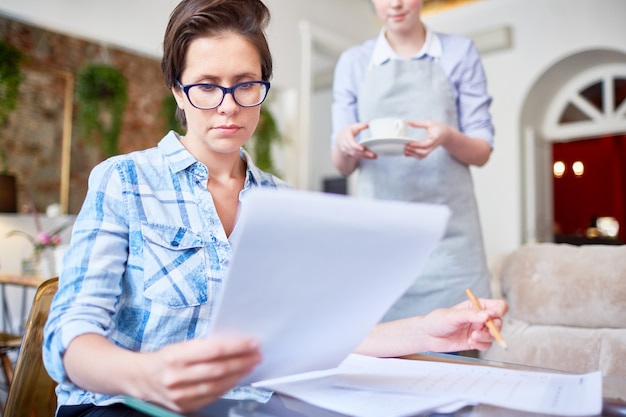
255, 354, 602, 417
208, 188, 450, 385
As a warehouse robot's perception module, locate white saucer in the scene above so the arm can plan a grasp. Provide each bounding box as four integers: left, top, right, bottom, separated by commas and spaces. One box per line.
360, 137, 412, 156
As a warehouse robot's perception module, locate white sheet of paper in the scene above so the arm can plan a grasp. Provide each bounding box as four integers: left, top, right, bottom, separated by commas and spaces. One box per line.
255, 354, 601, 417
208, 188, 450, 385
259, 374, 457, 417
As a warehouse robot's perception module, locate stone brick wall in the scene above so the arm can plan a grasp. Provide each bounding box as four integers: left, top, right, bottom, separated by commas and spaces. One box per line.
0, 15, 172, 214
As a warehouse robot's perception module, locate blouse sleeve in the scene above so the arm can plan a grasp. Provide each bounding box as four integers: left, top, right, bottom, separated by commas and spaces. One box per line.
43, 159, 129, 383
446, 36, 495, 148
331, 46, 369, 148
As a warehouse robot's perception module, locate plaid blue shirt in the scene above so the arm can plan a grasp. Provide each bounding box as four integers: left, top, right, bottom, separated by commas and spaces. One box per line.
43, 131, 288, 408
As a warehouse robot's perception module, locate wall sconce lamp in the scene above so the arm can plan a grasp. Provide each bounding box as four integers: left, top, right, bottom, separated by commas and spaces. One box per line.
553, 161, 565, 178
553, 161, 585, 178
572, 161, 584, 177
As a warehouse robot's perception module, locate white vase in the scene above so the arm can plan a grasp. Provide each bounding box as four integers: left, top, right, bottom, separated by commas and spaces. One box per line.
21, 247, 56, 278
53, 244, 68, 277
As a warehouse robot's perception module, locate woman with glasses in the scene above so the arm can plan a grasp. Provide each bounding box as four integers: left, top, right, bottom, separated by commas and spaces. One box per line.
43, 0, 506, 415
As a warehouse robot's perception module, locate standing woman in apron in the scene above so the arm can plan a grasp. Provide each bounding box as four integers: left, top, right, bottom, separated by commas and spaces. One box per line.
331, 0, 494, 321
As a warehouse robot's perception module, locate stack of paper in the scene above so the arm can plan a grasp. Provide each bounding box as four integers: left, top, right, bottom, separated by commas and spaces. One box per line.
206, 189, 602, 417
254, 354, 602, 417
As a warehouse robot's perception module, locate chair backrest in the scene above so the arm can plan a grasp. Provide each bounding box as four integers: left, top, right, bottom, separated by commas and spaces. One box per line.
3, 277, 58, 417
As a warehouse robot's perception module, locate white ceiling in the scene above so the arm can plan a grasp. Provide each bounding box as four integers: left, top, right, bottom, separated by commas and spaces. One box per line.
0, 0, 178, 58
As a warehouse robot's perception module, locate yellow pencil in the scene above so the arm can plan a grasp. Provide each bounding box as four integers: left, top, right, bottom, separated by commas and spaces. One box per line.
465, 288, 508, 350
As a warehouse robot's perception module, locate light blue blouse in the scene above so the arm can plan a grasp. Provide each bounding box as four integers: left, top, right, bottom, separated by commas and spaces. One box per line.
331, 27, 494, 148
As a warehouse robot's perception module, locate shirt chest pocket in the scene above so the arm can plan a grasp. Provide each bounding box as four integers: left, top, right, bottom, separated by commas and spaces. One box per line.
141, 223, 209, 308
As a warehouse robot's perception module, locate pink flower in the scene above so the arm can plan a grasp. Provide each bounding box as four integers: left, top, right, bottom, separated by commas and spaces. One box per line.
37, 232, 52, 245
7, 222, 72, 258
5, 201, 73, 273
51, 235, 62, 246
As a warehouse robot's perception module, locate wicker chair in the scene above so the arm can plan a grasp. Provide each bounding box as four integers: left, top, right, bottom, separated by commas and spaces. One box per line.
3, 277, 57, 416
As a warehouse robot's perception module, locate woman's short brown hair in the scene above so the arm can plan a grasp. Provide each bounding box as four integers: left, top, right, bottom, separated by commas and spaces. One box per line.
161, 0, 272, 129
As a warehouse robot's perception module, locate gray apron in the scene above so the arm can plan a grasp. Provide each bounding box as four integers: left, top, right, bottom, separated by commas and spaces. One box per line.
357, 58, 491, 321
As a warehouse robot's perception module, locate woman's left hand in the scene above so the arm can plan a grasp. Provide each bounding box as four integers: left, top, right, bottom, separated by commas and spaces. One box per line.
403, 120, 452, 159
403, 119, 492, 166
356, 298, 508, 357
422, 298, 509, 353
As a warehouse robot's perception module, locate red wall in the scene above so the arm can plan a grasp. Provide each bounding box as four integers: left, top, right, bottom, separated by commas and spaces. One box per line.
552, 135, 626, 242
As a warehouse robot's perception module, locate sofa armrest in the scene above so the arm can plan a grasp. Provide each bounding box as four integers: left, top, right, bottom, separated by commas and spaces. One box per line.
500, 243, 626, 329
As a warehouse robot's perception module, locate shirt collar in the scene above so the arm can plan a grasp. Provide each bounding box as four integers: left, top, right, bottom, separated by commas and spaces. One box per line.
370, 25, 442, 66
240, 147, 265, 188
158, 131, 197, 174
158, 130, 265, 187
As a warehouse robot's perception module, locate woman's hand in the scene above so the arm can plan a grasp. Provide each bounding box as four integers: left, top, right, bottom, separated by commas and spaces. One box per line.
403, 120, 492, 166
64, 334, 261, 413
334, 122, 376, 159
355, 298, 508, 357
421, 298, 508, 353
137, 337, 262, 412
403, 120, 451, 159
331, 122, 377, 176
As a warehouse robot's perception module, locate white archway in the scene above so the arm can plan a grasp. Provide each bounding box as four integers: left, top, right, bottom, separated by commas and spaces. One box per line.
543, 63, 626, 141
521, 50, 626, 243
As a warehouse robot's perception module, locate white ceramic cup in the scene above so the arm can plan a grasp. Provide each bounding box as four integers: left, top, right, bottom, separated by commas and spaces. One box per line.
369, 117, 407, 138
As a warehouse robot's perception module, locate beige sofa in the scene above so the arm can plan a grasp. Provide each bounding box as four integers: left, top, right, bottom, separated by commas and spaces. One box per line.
481, 243, 626, 398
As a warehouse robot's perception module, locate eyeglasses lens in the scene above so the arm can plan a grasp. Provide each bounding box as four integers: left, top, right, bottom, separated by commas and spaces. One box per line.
188, 82, 267, 109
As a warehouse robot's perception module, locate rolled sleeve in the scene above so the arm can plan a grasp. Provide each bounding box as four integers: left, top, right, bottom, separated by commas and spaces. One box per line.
331, 41, 373, 148
43, 160, 129, 384
441, 34, 494, 148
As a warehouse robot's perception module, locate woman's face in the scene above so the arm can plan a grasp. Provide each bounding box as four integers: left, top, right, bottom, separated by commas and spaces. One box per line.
173, 33, 263, 156
372, 0, 423, 33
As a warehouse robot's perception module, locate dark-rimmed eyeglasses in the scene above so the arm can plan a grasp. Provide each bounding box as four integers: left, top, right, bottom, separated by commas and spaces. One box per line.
176, 80, 270, 110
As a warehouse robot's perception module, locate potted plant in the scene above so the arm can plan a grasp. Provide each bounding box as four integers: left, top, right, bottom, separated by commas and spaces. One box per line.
161, 94, 183, 133
0, 39, 23, 212
76, 63, 128, 157
246, 104, 282, 176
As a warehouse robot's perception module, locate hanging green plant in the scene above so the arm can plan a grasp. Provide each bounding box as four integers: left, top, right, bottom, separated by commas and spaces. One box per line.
0, 39, 23, 173
76, 64, 128, 157
246, 105, 282, 176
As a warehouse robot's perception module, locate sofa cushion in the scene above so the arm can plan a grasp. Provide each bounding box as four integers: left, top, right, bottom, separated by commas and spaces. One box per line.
482, 317, 626, 398
500, 243, 626, 329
